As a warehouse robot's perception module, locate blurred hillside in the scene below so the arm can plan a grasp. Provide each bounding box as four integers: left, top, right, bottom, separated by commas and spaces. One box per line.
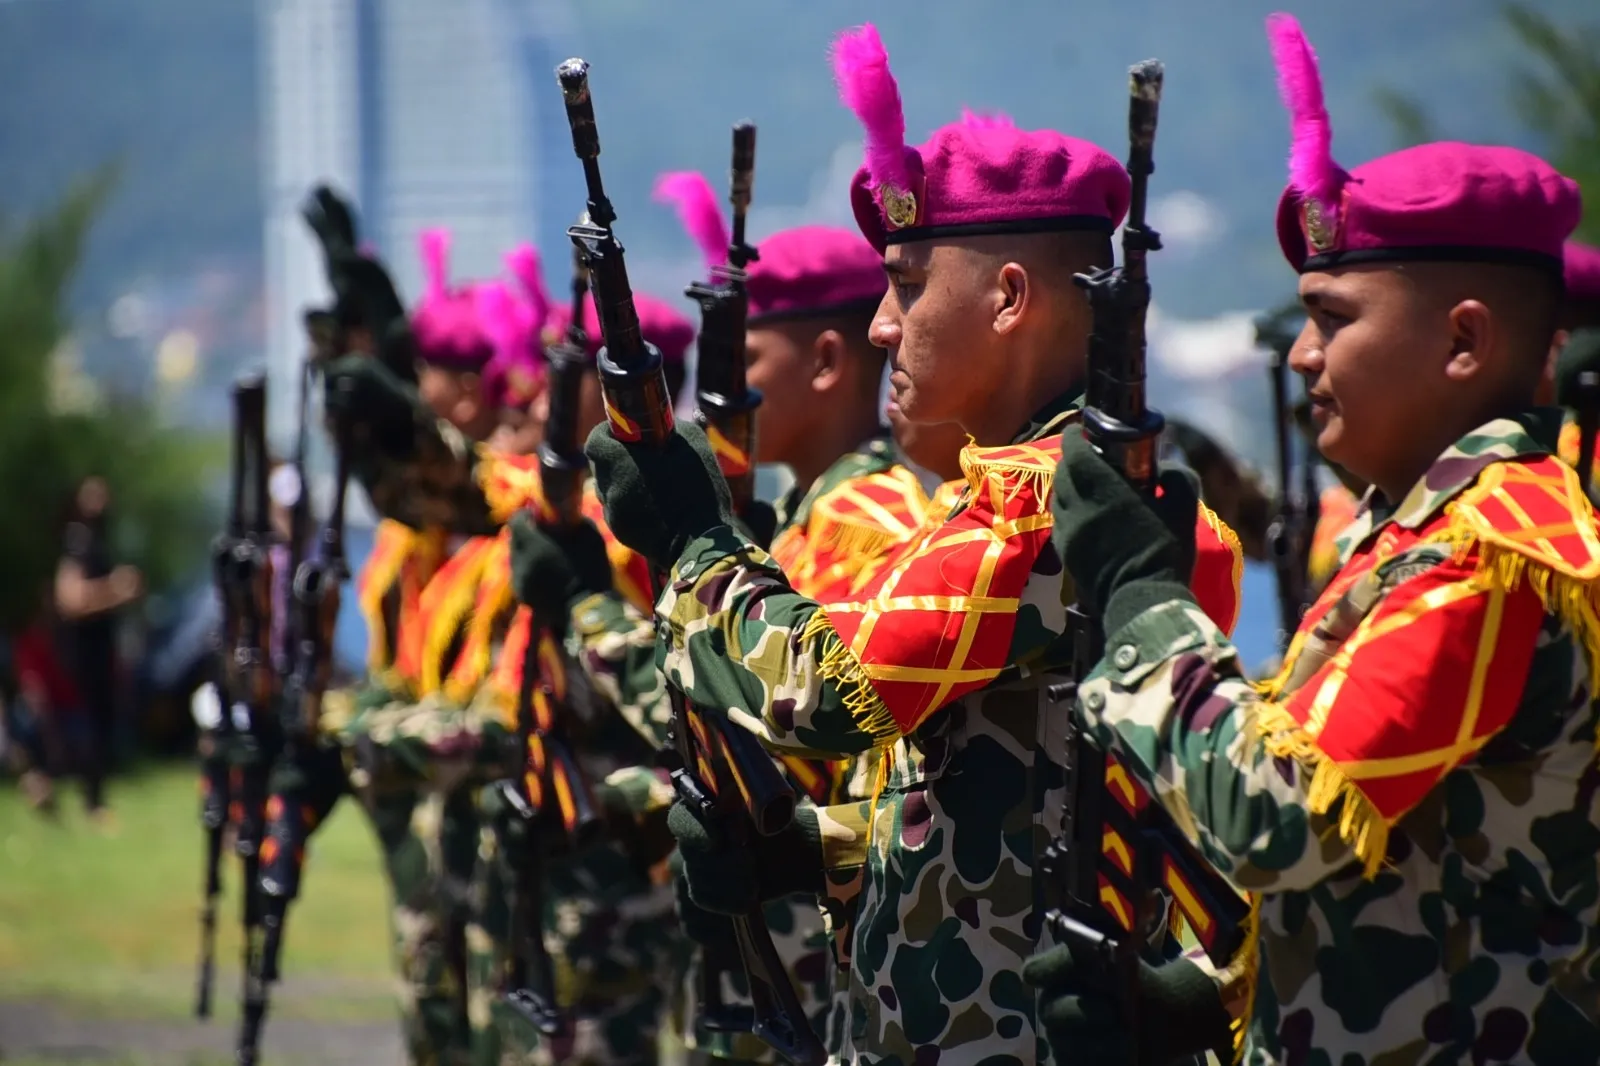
0, 0, 1593, 469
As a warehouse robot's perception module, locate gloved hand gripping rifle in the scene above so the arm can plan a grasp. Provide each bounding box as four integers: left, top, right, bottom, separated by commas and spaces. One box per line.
1039, 61, 1248, 1066
556, 59, 825, 1066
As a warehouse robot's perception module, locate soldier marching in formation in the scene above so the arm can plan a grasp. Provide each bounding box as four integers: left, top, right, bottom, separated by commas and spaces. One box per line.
193, 12, 1600, 1066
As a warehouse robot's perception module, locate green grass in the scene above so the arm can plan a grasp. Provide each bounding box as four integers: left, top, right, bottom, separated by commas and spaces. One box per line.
0, 763, 395, 1022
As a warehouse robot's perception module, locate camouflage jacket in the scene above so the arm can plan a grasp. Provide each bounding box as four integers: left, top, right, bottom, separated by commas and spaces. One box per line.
773, 432, 898, 533
1076, 411, 1600, 1066
654, 395, 1119, 1066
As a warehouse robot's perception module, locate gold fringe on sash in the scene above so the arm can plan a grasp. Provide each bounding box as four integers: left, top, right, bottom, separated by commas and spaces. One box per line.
798, 610, 901, 745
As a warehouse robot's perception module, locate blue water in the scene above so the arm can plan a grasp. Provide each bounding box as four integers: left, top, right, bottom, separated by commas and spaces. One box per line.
332, 526, 1286, 683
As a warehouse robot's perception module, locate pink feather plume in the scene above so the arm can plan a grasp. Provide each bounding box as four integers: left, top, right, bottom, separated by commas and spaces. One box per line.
474, 280, 519, 356
960, 107, 1015, 130
503, 244, 551, 336
830, 24, 910, 194
1266, 13, 1342, 212
419, 227, 451, 303
652, 171, 729, 274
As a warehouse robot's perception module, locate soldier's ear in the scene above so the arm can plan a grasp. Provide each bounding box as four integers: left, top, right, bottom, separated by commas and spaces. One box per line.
812, 329, 847, 393
995, 262, 1029, 337
1444, 299, 1495, 386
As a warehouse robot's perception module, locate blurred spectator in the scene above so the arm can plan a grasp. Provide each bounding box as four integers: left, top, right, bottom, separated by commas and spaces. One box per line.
54, 476, 142, 824
10, 601, 85, 815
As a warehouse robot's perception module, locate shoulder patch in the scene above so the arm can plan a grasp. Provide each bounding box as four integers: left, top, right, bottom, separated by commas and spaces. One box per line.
1443, 455, 1600, 582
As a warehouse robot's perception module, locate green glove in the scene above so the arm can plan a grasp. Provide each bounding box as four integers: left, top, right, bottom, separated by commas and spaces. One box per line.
508, 511, 614, 634
584, 420, 734, 568
1051, 430, 1200, 637
1023, 944, 1233, 1065
323, 354, 421, 460
668, 849, 738, 946
667, 799, 823, 917
1556, 328, 1600, 408
739, 498, 778, 551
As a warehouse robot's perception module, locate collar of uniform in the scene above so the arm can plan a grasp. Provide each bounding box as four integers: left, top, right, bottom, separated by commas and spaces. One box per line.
775, 430, 896, 535
1335, 407, 1563, 558
1010, 389, 1084, 445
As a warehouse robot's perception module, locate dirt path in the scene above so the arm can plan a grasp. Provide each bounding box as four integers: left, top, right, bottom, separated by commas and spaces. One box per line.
0, 980, 403, 1065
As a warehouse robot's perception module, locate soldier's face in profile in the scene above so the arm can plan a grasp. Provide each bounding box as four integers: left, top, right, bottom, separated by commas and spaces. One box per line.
743, 324, 811, 466
1291, 265, 1439, 491
871, 242, 1001, 428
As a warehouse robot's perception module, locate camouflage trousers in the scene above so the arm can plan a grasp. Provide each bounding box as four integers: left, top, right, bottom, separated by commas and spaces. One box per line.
468, 785, 684, 1066
670, 895, 834, 1065
341, 686, 487, 1066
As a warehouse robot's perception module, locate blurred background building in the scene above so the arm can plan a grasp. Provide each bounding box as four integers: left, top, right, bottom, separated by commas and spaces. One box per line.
260, 0, 578, 449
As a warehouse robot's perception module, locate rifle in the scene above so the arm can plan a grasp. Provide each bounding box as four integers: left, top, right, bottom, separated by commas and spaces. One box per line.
196, 381, 255, 1019
239, 375, 353, 1066
689, 123, 763, 518
1575, 371, 1600, 499
496, 242, 605, 1037
219, 372, 279, 1055
556, 58, 824, 1066
1260, 306, 1318, 651
1038, 61, 1248, 1066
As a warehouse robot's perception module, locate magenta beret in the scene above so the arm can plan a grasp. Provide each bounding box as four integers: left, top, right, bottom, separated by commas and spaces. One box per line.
1566, 241, 1600, 301
832, 26, 1129, 255
410, 227, 494, 370
1267, 15, 1579, 275
746, 225, 887, 324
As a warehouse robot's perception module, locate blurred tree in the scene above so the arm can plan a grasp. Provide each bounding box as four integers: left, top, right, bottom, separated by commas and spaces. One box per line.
0, 168, 221, 628
1374, 2, 1600, 242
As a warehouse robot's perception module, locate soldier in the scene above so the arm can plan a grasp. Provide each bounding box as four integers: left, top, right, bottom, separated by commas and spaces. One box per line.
1027, 14, 1600, 1065
582, 23, 1245, 1065
320, 227, 511, 1066
466, 279, 698, 1066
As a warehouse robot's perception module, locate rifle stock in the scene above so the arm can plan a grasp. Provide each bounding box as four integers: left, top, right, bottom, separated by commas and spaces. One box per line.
1040, 62, 1245, 1066
556, 58, 823, 1066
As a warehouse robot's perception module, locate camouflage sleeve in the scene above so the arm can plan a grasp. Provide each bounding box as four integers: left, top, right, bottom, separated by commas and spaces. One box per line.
656, 526, 875, 758
571, 589, 672, 751
351, 412, 496, 535
815, 800, 873, 973
1075, 545, 1543, 893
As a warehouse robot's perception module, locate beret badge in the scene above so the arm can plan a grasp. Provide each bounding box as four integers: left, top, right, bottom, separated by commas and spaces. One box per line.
1302, 197, 1336, 253
880, 185, 918, 231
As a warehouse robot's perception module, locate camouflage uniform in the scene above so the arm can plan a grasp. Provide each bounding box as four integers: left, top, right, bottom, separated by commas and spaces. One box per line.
331, 391, 507, 1065
644, 393, 1242, 1066
333, 683, 488, 1066
458, 473, 689, 1066
1073, 413, 1600, 1064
